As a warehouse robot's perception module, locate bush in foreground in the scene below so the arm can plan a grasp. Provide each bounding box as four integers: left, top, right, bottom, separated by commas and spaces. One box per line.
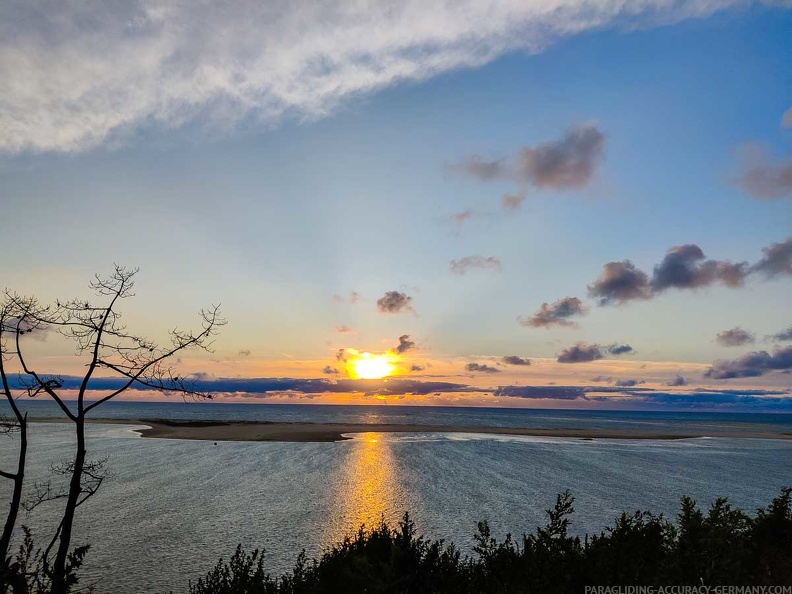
191, 489, 792, 594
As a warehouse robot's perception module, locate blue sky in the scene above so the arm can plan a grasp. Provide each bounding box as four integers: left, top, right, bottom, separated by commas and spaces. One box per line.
1, 1, 790, 409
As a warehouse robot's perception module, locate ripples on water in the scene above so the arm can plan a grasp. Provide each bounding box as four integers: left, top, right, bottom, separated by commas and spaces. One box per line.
0, 405, 791, 592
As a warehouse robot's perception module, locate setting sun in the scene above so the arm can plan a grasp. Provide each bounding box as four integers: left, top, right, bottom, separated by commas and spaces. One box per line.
348, 352, 395, 380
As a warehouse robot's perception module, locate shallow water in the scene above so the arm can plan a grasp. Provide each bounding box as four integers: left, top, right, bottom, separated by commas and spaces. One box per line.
1, 412, 791, 593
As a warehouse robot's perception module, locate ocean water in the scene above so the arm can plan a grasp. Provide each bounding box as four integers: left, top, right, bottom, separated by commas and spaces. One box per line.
0, 402, 791, 593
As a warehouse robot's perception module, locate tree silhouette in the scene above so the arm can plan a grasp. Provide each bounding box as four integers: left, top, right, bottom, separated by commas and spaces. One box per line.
1, 266, 225, 593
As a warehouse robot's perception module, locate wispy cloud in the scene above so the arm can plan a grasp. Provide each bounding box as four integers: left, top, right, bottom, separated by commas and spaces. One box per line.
518, 296, 588, 328
450, 256, 501, 275
734, 145, 792, 200
2, 1, 761, 154
501, 193, 526, 211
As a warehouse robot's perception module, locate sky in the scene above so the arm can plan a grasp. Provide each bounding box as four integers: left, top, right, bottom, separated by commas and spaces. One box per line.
1, 0, 791, 411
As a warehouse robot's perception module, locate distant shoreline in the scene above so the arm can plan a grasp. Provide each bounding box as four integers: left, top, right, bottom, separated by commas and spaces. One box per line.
27, 417, 792, 442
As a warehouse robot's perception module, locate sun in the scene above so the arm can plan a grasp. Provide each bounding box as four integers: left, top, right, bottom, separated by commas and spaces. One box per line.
348, 352, 395, 379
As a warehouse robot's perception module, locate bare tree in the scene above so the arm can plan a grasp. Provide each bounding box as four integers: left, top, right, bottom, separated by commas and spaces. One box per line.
0, 297, 49, 565
2, 266, 225, 593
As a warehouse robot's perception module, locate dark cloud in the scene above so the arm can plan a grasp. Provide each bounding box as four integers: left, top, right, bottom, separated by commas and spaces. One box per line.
597, 390, 792, 411
614, 379, 643, 387
704, 345, 792, 379
410, 364, 425, 372
493, 385, 586, 400
771, 326, 792, 342
454, 123, 605, 190
501, 193, 525, 210
518, 297, 588, 328
587, 260, 651, 306
557, 342, 603, 364
393, 334, 416, 354
667, 375, 688, 386
336, 348, 352, 362
335, 325, 355, 334
557, 342, 632, 363
734, 146, 792, 200
607, 343, 633, 355
465, 362, 500, 374
322, 366, 339, 375
376, 291, 414, 314
650, 244, 748, 292
502, 355, 531, 366
591, 375, 613, 383
450, 256, 501, 275
716, 327, 755, 347
517, 123, 605, 189
751, 236, 792, 278
238, 349, 251, 357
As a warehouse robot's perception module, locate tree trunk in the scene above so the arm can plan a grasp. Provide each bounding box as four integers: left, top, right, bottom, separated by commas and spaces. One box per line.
0, 418, 26, 562
50, 417, 85, 594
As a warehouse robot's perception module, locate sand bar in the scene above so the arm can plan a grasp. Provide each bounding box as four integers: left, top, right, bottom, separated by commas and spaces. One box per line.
29, 418, 792, 442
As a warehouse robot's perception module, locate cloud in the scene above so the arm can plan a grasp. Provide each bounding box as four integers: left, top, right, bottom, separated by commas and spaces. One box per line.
336, 348, 352, 362
557, 342, 604, 363
650, 244, 748, 292
667, 375, 688, 386
517, 123, 605, 189
393, 334, 416, 354
518, 296, 588, 328
783, 107, 792, 129
454, 123, 605, 190
502, 355, 531, 366
450, 256, 502, 275
322, 366, 340, 375
588, 238, 792, 306
591, 375, 613, 382
751, 236, 792, 278
704, 345, 792, 379
410, 364, 425, 372
457, 157, 508, 181
587, 260, 651, 306
376, 291, 414, 314
335, 325, 356, 334
771, 326, 792, 342
734, 145, 792, 199
607, 343, 633, 355
465, 362, 500, 374
614, 379, 643, 387
716, 327, 755, 347
557, 342, 632, 363
333, 291, 361, 304
501, 193, 526, 211
3, 1, 758, 154
493, 385, 586, 400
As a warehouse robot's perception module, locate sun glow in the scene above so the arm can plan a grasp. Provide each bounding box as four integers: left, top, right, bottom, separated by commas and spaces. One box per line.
348, 352, 395, 379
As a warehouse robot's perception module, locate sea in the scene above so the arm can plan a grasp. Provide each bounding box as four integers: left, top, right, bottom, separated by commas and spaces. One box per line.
1, 401, 791, 593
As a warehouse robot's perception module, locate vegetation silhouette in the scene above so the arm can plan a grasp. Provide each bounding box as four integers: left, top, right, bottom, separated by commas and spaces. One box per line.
0, 267, 225, 594
190, 489, 792, 594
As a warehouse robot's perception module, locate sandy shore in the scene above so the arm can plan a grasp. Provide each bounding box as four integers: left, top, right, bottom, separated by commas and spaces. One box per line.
30, 418, 792, 442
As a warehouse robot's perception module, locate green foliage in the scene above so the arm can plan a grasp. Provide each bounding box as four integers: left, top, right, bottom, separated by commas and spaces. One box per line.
0, 527, 89, 594
191, 489, 792, 594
